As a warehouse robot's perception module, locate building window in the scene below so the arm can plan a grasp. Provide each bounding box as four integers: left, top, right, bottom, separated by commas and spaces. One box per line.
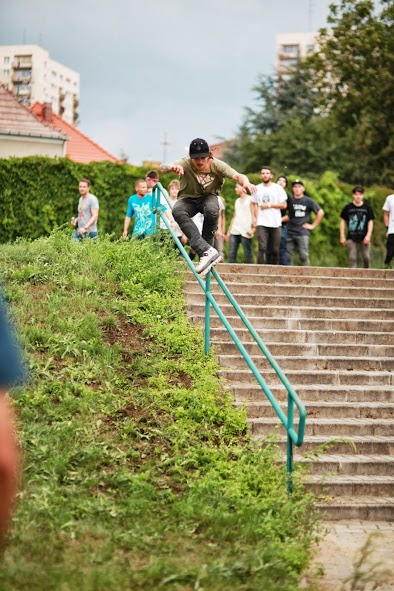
280, 58, 298, 69
3, 69, 10, 78
16, 69, 31, 81
4, 56, 10, 65
16, 83, 31, 94
281, 45, 299, 55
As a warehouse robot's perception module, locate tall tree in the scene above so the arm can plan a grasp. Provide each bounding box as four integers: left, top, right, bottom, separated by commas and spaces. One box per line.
304, 0, 394, 184
229, 0, 394, 184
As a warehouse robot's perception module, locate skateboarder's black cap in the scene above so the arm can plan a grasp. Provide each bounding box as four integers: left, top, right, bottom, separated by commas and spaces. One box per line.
189, 138, 210, 159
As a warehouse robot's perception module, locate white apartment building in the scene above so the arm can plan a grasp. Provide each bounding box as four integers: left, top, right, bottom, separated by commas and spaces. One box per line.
0, 44, 80, 125
276, 32, 318, 78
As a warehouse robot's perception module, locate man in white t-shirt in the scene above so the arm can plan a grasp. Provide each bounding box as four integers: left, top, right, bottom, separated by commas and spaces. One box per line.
251, 166, 287, 264
383, 193, 394, 268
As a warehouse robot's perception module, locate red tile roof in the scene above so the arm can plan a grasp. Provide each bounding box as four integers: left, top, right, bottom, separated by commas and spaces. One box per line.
0, 84, 66, 140
30, 102, 122, 164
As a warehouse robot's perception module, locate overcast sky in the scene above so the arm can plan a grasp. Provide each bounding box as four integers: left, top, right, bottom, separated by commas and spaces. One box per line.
0, 0, 333, 165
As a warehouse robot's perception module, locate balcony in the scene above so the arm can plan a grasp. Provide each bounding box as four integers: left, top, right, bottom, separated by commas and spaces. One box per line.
12, 59, 32, 70
12, 75, 32, 84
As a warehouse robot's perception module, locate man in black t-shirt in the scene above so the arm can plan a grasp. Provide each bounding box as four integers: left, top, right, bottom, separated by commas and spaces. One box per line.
340, 186, 374, 268
285, 180, 324, 266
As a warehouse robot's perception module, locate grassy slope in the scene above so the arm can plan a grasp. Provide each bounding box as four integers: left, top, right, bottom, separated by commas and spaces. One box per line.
0, 232, 319, 591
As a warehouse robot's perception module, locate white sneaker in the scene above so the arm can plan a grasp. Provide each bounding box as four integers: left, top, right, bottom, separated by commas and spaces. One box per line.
195, 247, 222, 276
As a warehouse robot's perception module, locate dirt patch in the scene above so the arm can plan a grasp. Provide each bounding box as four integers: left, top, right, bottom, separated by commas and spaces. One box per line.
102, 318, 150, 353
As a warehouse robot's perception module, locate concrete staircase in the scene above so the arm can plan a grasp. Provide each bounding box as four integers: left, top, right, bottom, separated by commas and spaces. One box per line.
184, 264, 394, 521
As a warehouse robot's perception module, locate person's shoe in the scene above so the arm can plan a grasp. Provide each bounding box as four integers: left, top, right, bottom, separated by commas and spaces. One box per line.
195, 247, 222, 277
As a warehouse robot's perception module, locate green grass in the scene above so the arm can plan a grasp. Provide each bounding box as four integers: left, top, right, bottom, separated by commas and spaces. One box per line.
0, 231, 319, 590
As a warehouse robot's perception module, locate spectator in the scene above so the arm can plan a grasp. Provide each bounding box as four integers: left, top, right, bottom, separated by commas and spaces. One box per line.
276, 175, 293, 265
123, 180, 155, 238
225, 183, 254, 263
251, 166, 287, 265
286, 179, 324, 266
71, 179, 99, 240
158, 138, 256, 277
340, 186, 374, 268
145, 170, 170, 233
382, 191, 394, 269
214, 196, 226, 261
167, 180, 187, 246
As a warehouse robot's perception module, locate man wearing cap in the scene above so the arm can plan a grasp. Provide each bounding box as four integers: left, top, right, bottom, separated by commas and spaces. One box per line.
158, 139, 256, 277
285, 180, 324, 266
340, 186, 374, 268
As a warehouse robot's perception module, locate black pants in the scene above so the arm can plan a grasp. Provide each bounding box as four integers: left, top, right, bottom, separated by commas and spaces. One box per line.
385, 234, 394, 265
172, 194, 219, 257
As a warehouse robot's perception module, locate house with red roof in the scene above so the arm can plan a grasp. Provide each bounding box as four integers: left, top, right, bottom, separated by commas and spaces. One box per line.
0, 84, 66, 158
31, 101, 122, 164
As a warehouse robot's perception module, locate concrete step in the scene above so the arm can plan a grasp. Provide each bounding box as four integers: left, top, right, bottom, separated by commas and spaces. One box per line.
211, 263, 394, 279
249, 417, 394, 438
210, 327, 394, 345
214, 340, 394, 358
257, 435, 394, 455
233, 384, 394, 403
240, 401, 394, 420
187, 302, 394, 320
298, 455, 394, 476
315, 497, 394, 521
307, 475, 394, 497
193, 314, 394, 333
185, 280, 394, 300
208, 273, 394, 289
187, 286, 394, 314
219, 368, 394, 386
218, 353, 394, 372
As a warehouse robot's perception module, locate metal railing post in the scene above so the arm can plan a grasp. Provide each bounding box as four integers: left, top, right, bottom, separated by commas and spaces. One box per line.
204, 271, 211, 355
287, 393, 294, 493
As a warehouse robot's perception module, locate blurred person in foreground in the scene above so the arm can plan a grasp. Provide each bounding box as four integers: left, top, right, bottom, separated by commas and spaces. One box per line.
0, 295, 25, 542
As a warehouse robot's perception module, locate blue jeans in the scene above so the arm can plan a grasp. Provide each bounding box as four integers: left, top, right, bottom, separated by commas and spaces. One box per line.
172, 194, 219, 257
286, 233, 310, 265
72, 230, 98, 241
229, 234, 254, 263
279, 225, 288, 265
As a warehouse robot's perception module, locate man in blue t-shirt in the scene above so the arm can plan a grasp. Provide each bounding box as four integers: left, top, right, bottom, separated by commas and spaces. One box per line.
122, 179, 173, 239
123, 179, 154, 238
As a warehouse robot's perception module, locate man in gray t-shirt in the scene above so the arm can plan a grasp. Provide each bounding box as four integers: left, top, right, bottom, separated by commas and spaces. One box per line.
71, 179, 99, 240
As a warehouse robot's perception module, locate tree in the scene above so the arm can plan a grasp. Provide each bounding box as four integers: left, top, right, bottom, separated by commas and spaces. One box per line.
305, 0, 394, 184
228, 0, 394, 185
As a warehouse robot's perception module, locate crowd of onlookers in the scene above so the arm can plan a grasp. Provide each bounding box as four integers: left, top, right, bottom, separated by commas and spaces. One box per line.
71, 166, 394, 271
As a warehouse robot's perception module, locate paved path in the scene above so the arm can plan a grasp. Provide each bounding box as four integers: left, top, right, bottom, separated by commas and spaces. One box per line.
311, 521, 394, 590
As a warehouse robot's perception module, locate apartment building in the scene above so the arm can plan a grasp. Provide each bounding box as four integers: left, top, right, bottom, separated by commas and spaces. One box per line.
276, 32, 318, 78
0, 44, 80, 125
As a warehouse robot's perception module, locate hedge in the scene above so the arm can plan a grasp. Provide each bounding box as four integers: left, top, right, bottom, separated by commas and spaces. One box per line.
0, 157, 391, 267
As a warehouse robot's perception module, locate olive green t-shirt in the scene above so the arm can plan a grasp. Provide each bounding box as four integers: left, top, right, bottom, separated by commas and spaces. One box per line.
173, 157, 238, 199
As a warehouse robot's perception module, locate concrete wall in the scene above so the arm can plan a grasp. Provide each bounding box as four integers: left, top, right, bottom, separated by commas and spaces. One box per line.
0, 135, 65, 158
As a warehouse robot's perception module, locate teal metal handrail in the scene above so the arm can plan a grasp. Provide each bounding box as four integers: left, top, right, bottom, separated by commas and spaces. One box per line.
152, 183, 306, 490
